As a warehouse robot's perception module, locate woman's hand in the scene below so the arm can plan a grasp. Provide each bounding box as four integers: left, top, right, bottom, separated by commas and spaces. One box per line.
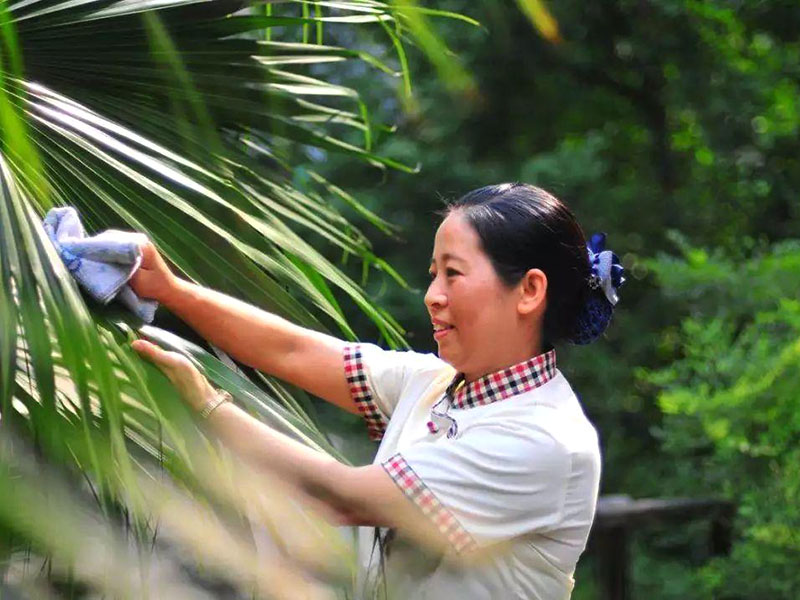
130, 240, 181, 304
132, 339, 217, 413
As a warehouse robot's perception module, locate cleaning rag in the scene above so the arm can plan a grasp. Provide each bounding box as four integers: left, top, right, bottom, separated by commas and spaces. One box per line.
43, 207, 158, 323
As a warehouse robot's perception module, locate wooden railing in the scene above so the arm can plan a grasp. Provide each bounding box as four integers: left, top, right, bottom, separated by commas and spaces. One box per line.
589, 495, 736, 600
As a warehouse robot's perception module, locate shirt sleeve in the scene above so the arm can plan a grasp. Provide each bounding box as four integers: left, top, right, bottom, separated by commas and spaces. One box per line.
343, 342, 449, 442
380, 422, 570, 554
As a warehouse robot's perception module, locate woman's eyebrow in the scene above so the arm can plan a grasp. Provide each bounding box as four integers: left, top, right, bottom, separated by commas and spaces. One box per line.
430, 252, 464, 264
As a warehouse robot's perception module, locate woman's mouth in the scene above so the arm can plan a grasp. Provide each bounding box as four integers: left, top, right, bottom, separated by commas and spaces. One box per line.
433, 323, 455, 340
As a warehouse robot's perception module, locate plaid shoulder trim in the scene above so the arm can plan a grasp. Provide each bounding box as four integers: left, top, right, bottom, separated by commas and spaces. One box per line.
343, 344, 388, 442
381, 452, 477, 554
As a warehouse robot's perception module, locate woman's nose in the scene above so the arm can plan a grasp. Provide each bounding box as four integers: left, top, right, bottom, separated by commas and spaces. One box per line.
424, 280, 447, 310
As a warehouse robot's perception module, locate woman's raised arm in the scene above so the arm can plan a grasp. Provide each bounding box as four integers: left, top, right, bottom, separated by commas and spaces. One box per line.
129, 242, 355, 414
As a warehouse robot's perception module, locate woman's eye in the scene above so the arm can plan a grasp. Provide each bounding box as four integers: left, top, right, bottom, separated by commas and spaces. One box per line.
428, 268, 459, 279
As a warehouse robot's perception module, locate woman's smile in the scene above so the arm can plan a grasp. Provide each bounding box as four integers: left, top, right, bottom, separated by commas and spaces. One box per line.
432, 318, 455, 340
433, 327, 453, 340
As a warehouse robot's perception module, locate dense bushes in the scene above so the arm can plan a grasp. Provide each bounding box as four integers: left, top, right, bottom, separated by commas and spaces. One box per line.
640, 241, 800, 598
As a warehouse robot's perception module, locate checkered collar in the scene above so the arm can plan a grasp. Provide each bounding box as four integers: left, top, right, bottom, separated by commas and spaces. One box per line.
446, 348, 558, 410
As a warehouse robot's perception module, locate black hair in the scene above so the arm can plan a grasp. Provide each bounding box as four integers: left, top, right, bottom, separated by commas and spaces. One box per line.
444, 183, 612, 346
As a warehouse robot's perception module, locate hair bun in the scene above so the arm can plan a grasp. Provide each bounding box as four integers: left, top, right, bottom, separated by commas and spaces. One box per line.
569, 232, 625, 345
569, 292, 614, 345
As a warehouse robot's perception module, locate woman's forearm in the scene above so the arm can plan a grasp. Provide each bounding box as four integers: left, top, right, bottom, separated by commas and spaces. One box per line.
162, 279, 296, 371
159, 279, 354, 412
132, 335, 443, 545
203, 401, 450, 549
205, 400, 361, 519
131, 240, 353, 409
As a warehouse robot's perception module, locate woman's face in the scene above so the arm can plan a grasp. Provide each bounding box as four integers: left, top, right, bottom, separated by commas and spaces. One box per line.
425, 211, 531, 380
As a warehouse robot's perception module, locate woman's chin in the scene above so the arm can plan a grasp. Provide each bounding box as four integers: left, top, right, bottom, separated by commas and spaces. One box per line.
435, 345, 460, 370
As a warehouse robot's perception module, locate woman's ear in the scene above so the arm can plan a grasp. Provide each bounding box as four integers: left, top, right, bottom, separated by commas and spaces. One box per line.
517, 268, 548, 316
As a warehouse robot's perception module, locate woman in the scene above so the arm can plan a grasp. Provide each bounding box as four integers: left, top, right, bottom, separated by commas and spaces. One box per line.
131, 183, 624, 599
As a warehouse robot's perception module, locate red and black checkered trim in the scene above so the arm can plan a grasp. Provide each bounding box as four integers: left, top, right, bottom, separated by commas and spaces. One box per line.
381, 452, 477, 554
450, 348, 557, 410
343, 344, 388, 442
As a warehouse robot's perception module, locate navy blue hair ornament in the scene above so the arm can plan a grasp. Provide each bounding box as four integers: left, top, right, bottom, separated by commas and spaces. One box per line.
570, 232, 625, 345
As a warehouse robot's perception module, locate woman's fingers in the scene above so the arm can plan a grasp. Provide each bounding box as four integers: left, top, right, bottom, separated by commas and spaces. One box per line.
132, 340, 213, 411
132, 340, 189, 378
137, 240, 161, 270
130, 240, 178, 302
132, 339, 171, 365
129, 267, 155, 298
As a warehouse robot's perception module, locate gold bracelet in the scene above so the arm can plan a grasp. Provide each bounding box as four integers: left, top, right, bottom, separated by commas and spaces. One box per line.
199, 390, 232, 419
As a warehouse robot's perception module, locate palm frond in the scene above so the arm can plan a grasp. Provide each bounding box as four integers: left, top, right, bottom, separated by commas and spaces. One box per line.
0, 0, 473, 595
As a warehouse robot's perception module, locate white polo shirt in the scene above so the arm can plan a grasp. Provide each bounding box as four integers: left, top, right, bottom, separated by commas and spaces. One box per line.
343, 343, 601, 600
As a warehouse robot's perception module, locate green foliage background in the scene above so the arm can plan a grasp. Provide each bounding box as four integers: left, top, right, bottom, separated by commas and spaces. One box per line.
308, 1, 800, 598
1, 0, 799, 598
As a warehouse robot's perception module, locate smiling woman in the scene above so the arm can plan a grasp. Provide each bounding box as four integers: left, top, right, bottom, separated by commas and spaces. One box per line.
131, 182, 624, 600
425, 210, 542, 380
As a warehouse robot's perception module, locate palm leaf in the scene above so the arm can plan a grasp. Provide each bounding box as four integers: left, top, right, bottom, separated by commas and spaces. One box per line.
0, 0, 473, 595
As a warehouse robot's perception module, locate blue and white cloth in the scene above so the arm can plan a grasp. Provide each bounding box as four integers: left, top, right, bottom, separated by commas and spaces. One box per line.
43, 207, 158, 323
